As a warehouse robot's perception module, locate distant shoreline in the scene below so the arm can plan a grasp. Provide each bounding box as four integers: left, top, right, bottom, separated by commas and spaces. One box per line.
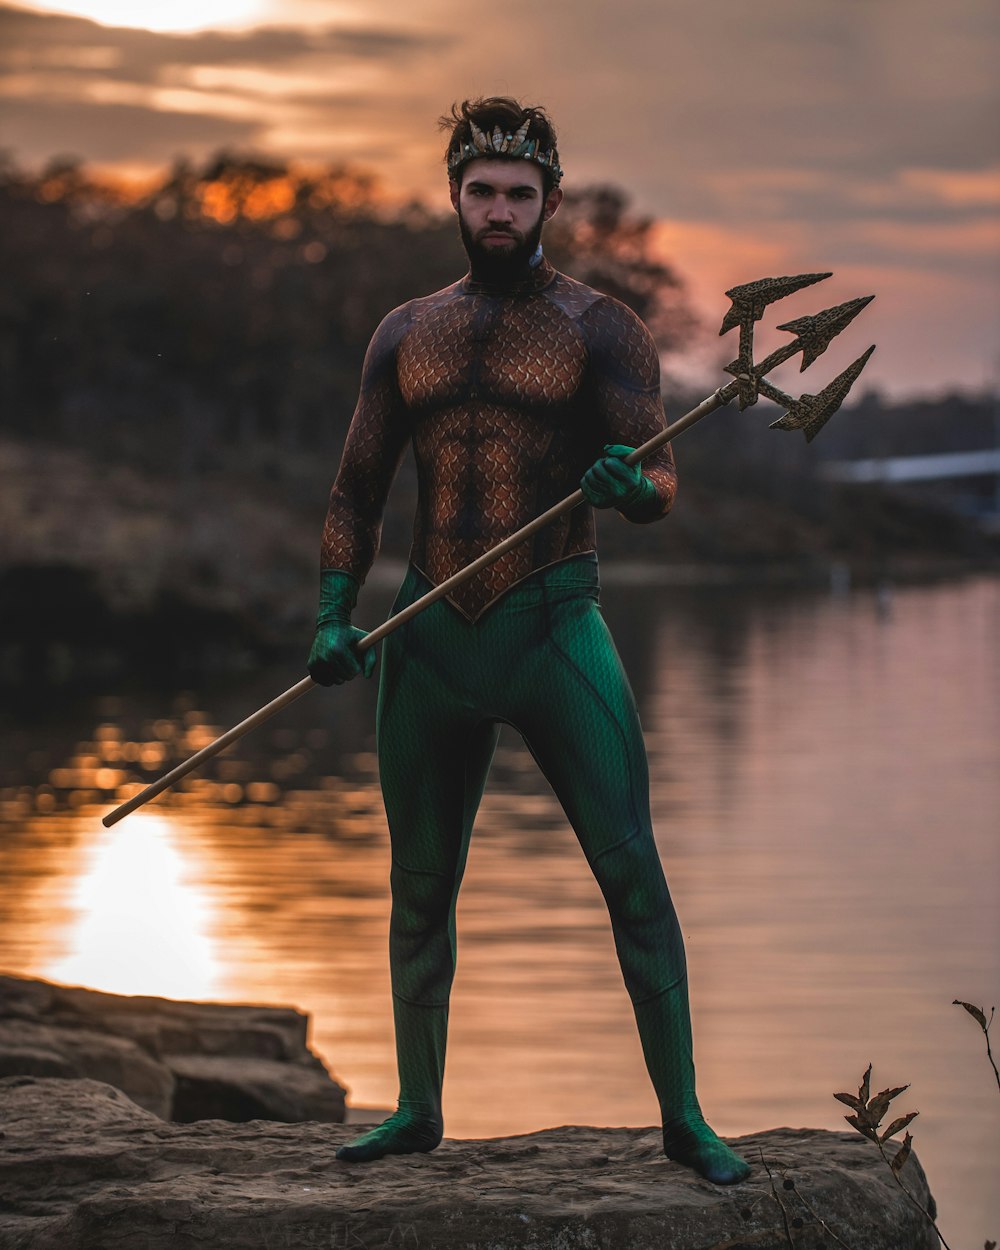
361, 555, 994, 590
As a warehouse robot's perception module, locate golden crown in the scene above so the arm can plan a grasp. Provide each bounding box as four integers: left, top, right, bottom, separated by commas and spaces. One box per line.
447, 119, 563, 185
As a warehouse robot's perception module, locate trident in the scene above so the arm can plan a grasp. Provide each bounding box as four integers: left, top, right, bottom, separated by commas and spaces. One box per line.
103, 272, 874, 827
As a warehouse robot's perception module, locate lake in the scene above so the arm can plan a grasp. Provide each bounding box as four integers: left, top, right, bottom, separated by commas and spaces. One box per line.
1, 571, 997, 1247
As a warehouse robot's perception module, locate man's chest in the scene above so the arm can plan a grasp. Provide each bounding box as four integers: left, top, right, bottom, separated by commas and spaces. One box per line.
396, 296, 588, 412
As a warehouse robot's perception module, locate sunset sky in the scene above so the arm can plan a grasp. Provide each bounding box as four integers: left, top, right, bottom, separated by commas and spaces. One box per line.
1, 0, 998, 399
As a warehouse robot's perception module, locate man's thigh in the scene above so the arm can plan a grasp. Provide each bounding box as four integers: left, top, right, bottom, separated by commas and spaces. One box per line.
506, 596, 654, 863
377, 622, 497, 877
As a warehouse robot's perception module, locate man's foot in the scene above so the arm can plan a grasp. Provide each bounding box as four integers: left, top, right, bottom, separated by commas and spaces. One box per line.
336, 1107, 443, 1163
662, 1113, 751, 1184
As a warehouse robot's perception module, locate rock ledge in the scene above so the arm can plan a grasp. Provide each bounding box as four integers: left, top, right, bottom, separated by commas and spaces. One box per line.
0, 973, 346, 1123
0, 1076, 938, 1250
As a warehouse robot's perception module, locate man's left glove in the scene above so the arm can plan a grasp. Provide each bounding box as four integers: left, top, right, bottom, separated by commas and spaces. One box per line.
307, 570, 377, 687
580, 444, 657, 512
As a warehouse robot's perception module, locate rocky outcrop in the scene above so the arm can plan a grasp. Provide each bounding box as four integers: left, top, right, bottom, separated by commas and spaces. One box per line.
0, 1017, 175, 1117
0, 1075, 938, 1250
0, 974, 346, 1124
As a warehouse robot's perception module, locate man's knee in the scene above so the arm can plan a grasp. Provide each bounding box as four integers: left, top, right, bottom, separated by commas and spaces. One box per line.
592, 829, 671, 922
388, 862, 457, 1003
390, 861, 454, 931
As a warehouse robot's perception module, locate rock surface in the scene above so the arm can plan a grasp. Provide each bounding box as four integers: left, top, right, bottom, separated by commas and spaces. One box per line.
0, 974, 346, 1124
0, 1076, 939, 1250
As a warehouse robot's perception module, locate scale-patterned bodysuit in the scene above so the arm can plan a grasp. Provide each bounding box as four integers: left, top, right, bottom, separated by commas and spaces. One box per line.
323, 257, 749, 1184
320, 257, 677, 617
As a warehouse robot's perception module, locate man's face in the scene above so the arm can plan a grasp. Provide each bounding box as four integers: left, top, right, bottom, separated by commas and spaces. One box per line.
450, 157, 562, 275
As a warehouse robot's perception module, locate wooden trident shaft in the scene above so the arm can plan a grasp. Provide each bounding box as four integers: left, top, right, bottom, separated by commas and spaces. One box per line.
100, 393, 719, 828
102, 272, 875, 828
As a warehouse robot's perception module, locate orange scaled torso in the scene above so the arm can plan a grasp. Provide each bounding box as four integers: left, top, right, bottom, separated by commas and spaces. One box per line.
320, 258, 676, 620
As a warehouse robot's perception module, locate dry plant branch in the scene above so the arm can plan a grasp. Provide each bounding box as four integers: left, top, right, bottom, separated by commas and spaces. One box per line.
758, 1149, 796, 1247
834, 1064, 952, 1250
953, 1000, 1000, 1094
777, 1167, 855, 1250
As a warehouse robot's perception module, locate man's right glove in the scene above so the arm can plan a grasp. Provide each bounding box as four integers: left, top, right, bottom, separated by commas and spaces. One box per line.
580, 444, 658, 516
307, 570, 377, 686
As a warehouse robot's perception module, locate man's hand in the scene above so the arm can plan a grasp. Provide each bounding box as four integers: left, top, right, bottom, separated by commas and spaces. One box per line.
307, 570, 377, 687
308, 621, 376, 686
580, 444, 656, 511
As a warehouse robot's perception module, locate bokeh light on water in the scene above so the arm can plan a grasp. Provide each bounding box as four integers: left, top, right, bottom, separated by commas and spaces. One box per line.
1, 575, 997, 1246
47, 811, 221, 999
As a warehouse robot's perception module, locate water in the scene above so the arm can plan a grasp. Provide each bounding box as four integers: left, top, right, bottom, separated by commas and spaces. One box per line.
2, 574, 998, 1247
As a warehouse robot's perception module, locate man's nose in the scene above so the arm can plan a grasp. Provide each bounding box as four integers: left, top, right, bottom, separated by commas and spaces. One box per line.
487, 196, 514, 222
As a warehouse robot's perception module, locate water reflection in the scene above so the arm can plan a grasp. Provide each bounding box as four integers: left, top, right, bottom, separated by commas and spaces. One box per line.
48, 812, 220, 999
0, 575, 997, 1246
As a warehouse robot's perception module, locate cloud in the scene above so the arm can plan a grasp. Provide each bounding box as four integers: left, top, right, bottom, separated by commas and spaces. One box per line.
0, 93, 258, 163
651, 218, 998, 398
898, 166, 1000, 209
0, 3, 444, 88
0, 1, 450, 169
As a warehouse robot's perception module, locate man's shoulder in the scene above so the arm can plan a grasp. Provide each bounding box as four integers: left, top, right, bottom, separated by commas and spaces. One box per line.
397, 278, 468, 319
544, 272, 659, 389
370, 280, 466, 346
544, 269, 652, 342
540, 267, 604, 321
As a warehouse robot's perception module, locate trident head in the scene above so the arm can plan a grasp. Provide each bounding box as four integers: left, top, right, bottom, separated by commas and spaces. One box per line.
716, 272, 876, 433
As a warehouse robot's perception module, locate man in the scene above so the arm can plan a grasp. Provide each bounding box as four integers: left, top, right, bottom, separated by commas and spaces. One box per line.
308, 97, 750, 1185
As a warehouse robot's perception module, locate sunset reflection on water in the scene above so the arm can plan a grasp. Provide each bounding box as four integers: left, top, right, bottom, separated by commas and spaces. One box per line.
1, 576, 997, 1245
47, 812, 220, 1000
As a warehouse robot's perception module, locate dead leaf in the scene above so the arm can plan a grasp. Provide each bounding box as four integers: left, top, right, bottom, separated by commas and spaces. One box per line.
880, 1111, 918, 1142
867, 1085, 910, 1124
859, 1064, 872, 1106
953, 1000, 988, 1031
845, 1113, 877, 1141
890, 1132, 912, 1176
834, 1092, 863, 1112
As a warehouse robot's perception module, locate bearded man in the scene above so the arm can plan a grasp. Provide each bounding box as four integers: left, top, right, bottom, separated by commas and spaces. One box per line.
308, 97, 750, 1185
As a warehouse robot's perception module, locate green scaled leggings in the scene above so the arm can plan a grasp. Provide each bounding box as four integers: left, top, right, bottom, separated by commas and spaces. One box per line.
336, 556, 749, 1184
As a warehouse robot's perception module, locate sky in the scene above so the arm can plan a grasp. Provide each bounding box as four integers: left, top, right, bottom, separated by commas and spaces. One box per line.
1, 0, 998, 399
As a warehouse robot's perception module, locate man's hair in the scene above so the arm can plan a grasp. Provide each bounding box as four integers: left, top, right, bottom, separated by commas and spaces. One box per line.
440, 96, 561, 194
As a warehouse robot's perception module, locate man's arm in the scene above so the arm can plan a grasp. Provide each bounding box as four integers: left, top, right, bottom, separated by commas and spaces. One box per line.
309, 306, 411, 686
320, 305, 412, 577
579, 296, 677, 523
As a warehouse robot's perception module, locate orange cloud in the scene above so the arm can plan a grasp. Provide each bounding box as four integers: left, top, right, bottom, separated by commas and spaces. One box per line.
899, 166, 1000, 208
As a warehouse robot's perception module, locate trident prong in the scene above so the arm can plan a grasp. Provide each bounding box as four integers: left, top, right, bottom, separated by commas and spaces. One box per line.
768, 345, 877, 442
776, 295, 875, 371
718, 271, 833, 335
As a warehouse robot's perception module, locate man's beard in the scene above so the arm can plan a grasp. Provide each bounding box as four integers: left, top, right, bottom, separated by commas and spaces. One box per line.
458, 207, 545, 285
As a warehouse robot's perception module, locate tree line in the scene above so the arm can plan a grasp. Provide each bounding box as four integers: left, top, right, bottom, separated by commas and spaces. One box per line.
0, 152, 696, 479
1, 151, 994, 562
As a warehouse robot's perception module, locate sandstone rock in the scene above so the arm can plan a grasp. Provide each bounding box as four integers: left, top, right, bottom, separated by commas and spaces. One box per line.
0, 973, 346, 1125
167, 1054, 346, 1123
0, 1019, 174, 1117
0, 1076, 939, 1250
37, 981, 311, 1060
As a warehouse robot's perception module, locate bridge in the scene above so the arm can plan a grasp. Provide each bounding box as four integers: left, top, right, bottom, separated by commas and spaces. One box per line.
820, 447, 1000, 484
819, 448, 1000, 529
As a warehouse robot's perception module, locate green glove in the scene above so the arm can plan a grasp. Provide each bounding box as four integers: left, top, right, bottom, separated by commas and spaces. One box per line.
580, 444, 657, 514
307, 570, 376, 687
